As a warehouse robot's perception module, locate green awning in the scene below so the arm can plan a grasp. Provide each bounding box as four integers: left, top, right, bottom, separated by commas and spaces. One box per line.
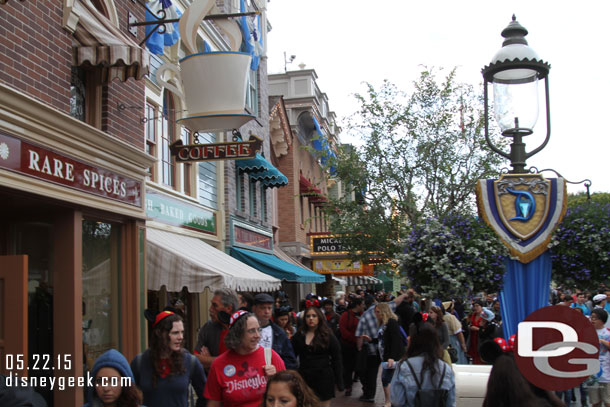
230, 247, 325, 283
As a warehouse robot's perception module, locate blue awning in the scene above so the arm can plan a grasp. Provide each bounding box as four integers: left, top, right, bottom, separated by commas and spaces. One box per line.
230, 247, 325, 283
235, 153, 288, 188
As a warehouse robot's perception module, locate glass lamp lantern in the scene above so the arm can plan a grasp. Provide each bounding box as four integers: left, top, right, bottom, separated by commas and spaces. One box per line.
482, 15, 551, 173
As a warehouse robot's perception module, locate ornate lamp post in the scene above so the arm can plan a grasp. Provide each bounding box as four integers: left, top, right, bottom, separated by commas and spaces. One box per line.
476, 16, 569, 341
482, 15, 551, 174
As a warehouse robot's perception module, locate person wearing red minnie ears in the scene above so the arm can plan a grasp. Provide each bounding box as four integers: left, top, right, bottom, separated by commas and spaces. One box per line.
205, 311, 285, 407
131, 311, 206, 407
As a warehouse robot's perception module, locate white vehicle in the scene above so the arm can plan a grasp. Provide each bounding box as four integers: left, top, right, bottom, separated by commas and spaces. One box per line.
453, 364, 491, 407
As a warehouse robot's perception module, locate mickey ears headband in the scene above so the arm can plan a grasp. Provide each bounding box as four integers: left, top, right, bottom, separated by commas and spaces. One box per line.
229, 310, 249, 328
153, 311, 175, 327
305, 299, 320, 308
144, 307, 180, 328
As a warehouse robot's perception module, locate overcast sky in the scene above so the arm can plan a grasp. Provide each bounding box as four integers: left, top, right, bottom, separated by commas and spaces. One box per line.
266, 1, 608, 195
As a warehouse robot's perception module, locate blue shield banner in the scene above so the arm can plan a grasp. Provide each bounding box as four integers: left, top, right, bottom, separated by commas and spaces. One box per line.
476, 174, 567, 263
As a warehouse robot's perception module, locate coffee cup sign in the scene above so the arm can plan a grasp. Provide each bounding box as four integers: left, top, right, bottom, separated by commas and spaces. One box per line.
156, 0, 255, 132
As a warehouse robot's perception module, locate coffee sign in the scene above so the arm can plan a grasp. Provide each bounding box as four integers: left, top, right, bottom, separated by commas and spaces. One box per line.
170, 135, 262, 162
0, 132, 141, 206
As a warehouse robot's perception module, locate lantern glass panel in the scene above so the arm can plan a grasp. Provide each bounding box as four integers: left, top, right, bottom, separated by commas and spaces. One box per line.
492, 73, 539, 132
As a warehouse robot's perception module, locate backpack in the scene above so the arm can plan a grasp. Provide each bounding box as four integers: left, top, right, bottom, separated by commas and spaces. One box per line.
404, 359, 448, 407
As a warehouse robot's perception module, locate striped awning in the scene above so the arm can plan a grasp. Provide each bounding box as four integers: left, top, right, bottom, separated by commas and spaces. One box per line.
341, 276, 383, 287
146, 228, 281, 292
72, 0, 150, 82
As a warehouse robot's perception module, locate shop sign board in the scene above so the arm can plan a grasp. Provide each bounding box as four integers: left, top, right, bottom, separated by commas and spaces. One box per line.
170, 135, 263, 162
310, 234, 350, 255
233, 222, 272, 251
0, 131, 141, 206
313, 259, 367, 275
146, 190, 216, 234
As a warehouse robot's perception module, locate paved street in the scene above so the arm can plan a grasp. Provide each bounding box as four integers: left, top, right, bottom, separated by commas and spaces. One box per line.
333, 367, 387, 407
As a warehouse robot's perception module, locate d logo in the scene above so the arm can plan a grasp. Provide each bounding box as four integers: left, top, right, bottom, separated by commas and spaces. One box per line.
515, 306, 600, 390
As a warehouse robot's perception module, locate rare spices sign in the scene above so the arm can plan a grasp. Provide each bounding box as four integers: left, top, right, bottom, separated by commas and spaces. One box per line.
0, 132, 142, 206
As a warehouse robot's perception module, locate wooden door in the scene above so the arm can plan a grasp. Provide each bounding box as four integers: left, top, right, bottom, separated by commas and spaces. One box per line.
0, 255, 28, 377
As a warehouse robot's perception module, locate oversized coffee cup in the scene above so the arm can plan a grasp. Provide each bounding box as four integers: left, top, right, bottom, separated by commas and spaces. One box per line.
156, 51, 252, 118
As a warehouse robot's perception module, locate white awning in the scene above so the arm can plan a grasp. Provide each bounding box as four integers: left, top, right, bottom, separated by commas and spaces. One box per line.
332, 276, 347, 286
340, 276, 383, 287
146, 228, 281, 292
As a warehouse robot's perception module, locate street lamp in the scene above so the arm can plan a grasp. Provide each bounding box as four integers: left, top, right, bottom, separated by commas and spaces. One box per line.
482, 15, 551, 174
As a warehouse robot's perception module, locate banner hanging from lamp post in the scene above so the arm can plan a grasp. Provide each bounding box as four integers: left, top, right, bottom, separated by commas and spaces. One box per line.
476, 173, 568, 338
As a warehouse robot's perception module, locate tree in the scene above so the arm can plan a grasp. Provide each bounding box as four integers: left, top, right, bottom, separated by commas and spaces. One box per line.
550, 198, 610, 290
323, 67, 505, 260
568, 192, 610, 208
398, 213, 508, 298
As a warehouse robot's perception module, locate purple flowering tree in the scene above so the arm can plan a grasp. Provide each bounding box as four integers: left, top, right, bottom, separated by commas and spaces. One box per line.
398, 212, 508, 298
550, 201, 610, 290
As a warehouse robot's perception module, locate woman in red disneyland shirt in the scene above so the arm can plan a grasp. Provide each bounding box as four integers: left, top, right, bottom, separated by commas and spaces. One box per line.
205, 310, 286, 407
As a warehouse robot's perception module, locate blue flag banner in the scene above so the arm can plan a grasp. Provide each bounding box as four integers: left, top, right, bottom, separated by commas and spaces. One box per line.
499, 252, 552, 338
145, 0, 181, 55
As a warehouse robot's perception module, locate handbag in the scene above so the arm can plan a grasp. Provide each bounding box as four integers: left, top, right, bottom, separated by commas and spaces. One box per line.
355, 347, 368, 376
446, 345, 458, 363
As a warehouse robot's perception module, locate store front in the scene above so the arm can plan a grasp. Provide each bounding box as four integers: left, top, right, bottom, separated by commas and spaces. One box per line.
0, 85, 153, 406
144, 189, 282, 350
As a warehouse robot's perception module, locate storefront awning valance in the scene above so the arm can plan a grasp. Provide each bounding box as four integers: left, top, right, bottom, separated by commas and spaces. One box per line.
230, 247, 325, 283
235, 153, 288, 188
299, 175, 328, 206
73, 0, 150, 82
341, 276, 383, 287
146, 228, 281, 292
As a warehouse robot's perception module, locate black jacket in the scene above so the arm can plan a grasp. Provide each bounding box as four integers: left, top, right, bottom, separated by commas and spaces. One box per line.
269, 321, 298, 369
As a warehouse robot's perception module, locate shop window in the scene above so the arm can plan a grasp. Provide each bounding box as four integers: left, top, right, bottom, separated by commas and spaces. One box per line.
180, 126, 192, 196
236, 172, 244, 212
260, 187, 267, 222
249, 177, 257, 217
161, 90, 176, 188
82, 220, 121, 371
69, 66, 103, 128
145, 103, 157, 179
198, 132, 218, 209
246, 69, 258, 116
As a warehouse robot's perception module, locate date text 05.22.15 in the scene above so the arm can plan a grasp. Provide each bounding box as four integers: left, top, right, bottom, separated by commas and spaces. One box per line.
4, 354, 72, 371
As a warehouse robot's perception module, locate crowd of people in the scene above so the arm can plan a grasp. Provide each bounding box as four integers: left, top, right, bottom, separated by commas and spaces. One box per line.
22, 285, 606, 407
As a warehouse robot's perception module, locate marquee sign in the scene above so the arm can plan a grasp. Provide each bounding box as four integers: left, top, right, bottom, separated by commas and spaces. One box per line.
476, 174, 567, 263
313, 259, 374, 275
310, 235, 350, 255
170, 135, 263, 162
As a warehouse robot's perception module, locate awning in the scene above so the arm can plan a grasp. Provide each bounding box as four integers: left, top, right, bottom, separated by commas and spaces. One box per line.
236, 153, 288, 188
341, 276, 383, 287
146, 228, 281, 292
230, 247, 325, 283
73, 0, 150, 82
273, 247, 326, 285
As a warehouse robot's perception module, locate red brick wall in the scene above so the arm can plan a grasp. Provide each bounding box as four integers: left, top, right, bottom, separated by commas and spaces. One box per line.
0, 2, 72, 112
0, 0, 146, 149
276, 132, 328, 245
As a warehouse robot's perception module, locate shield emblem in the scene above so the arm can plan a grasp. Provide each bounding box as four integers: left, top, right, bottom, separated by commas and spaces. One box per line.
494, 174, 551, 241
476, 174, 567, 263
